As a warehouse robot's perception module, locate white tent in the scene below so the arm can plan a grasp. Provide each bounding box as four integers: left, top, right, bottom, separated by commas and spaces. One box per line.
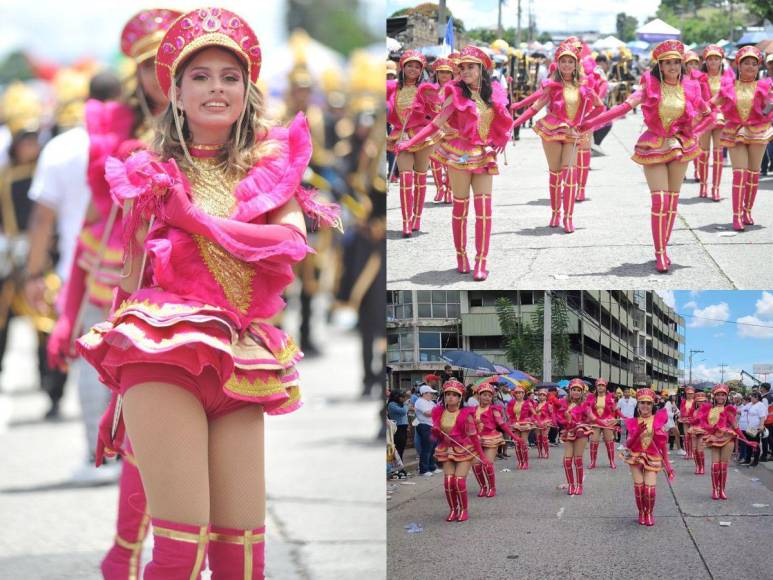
636, 18, 680, 42
592, 35, 625, 50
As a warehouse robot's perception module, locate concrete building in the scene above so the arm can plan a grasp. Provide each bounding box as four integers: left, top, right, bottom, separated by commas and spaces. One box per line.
387, 290, 684, 392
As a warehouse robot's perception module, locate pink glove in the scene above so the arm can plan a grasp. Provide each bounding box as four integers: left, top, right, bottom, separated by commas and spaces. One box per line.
47, 244, 88, 371
512, 106, 539, 128
579, 101, 632, 133
395, 121, 441, 153
510, 89, 543, 111
95, 391, 125, 467
692, 112, 716, 136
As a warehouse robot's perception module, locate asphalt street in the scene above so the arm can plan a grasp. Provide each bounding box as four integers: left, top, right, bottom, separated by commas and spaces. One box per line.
0, 311, 384, 580
387, 444, 773, 579
387, 113, 773, 289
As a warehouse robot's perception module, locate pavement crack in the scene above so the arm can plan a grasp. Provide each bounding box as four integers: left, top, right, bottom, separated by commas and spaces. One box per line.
267, 503, 311, 580
666, 479, 715, 580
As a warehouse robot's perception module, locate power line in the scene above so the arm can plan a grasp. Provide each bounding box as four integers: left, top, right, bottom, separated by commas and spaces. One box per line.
679, 312, 773, 329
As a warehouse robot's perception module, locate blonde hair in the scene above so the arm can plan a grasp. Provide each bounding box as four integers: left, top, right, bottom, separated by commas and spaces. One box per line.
153, 53, 276, 177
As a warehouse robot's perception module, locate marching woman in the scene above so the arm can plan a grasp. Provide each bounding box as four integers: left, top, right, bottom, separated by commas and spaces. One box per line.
679, 385, 697, 460
694, 384, 757, 499
395, 45, 513, 281
506, 384, 535, 469
685, 51, 708, 188
533, 387, 556, 459
77, 7, 340, 577
580, 40, 713, 272
697, 45, 735, 200
712, 46, 773, 230
689, 390, 709, 475
621, 388, 675, 526
386, 50, 440, 236
432, 379, 491, 522
555, 379, 594, 495
510, 41, 604, 232
471, 381, 518, 497
429, 57, 456, 204
586, 378, 619, 469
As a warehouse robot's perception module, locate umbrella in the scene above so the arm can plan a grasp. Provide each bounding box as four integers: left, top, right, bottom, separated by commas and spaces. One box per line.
494, 364, 513, 374
535, 381, 559, 389
507, 370, 538, 383
441, 350, 497, 373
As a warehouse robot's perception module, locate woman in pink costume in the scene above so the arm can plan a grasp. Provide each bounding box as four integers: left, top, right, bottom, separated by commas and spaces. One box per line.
694, 384, 757, 500
621, 388, 675, 526
586, 378, 619, 470
506, 384, 535, 469
76, 8, 339, 578
533, 387, 556, 459
695, 45, 735, 200
471, 381, 518, 497
429, 57, 456, 204
678, 385, 697, 460
684, 51, 706, 186
689, 390, 709, 475
581, 40, 713, 272
396, 45, 513, 281
386, 50, 440, 236
510, 41, 603, 233
555, 379, 594, 495
46, 9, 181, 578
432, 379, 491, 522
712, 46, 773, 230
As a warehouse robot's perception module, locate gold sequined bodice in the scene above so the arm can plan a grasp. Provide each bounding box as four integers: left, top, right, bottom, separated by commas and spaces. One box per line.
639, 415, 655, 450
708, 74, 722, 97
659, 82, 685, 132
188, 158, 255, 314
512, 400, 524, 420
735, 81, 756, 122
441, 409, 459, 433
708, 406, 722, 426
396, 86, 417, 120
472, 91, 493, 141
563, 83, 580, 121
596, 396, 605, 415
685, 399, 694, 413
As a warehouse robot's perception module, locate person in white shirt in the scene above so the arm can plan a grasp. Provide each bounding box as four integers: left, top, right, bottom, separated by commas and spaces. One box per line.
414, 385, 440, 475
664, 396, 681, 452
738, 396, 752, 463
745, 392, 768, 466
617, 389, 637, 449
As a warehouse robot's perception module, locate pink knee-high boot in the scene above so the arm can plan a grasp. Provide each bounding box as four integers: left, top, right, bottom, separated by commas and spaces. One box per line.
719, 462, 728, 500
561, 166, 577, 233
208, 524, 266, 579
711, 149, 723, 201
430, 159, 445, 202
444, 474, 459, 522
451, 197, 470, 273
697, 151, 709, 197
711, 462, 721, 500
634, 483, 646, 525
588, 441, 599, 469
650, 191, 669, 273
455, 476, 469, 522
412, 171, 428, 231
399, 171, 414, 237
743, 169, 760, 225
576, 149, 590, 202
101, 451, 150, 580
472, 463, 487, 497
563, 457, 575, 495
548, 170, 562, 227
605, 440, 617, 469
541, 433, 550, 459
644, 484, 656, 526
143, 518, 209, 579
574, 457, 585, 495
473, 193, 492, 281
731, 169, 746, 231
485, 463, 497, 497
520, 441, 530, 470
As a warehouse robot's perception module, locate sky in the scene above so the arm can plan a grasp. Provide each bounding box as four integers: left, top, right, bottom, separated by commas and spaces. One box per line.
386, 0, 662, 37
656, 291, 773, 385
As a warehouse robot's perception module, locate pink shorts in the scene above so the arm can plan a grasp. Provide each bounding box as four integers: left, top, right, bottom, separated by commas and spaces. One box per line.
120, 363, 253, 420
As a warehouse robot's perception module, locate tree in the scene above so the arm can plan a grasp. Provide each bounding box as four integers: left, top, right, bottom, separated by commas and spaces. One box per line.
537, 31, 553, 43
742, 0, 773, 22
616, 13, 639, 42
389, 3, 466, 32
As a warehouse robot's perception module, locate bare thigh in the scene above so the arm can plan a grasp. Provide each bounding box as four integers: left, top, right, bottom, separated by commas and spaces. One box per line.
448, 167, 472, 200
747, 144, 766, 169
396, 151, 416, 172
123, 382, 210, 525
560, 142, 577, 168
719, 440, 734, 462
643, 163, 669, 191
667, 160, 689, 192
542, 140, 563, 171
602, 428, 615, 442
573, 436, 587, 457
470, 173, 493, 195
729, 144, 749, 170
413, 147, 432, 173
630, 465, 644, 484
643, 470, 658, 486
454, 460, 472, 477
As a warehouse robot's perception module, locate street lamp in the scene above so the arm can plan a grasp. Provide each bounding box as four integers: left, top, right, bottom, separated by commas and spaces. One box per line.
688, 349, 704, 385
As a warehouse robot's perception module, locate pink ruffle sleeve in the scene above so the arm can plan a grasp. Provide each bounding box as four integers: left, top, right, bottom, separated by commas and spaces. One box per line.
719, 77, 773, 126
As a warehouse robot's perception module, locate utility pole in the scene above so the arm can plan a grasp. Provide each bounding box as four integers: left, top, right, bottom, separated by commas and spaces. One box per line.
688, 349, 704, 385
516, 0, 522, 46
438, 0, 447, 45
497, 0, 503, 36
719, 362, 727, 383
543, 291, 552, 382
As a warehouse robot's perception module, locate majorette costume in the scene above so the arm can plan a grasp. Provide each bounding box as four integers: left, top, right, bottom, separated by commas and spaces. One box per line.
76, 8, 340, 578
47, 9, 182, 579
397, 46, 514, 281
678, 386, 697, 460
429, 57, 456, 204
506, 385, 535, 469
716, 46, 773, 230
693, 384, 757, 500
386, 50, 441, 236
585, 378, 619, 469
511, 41, 603, 233
582, 39, 713, 273
693, 45, 735, 200
685, 51, 706, 186
554, 379, 594, 495
471, 381, 517, 497
621, 388, 674, 526
532, 392, 556, 459
431, 380, 487, 522
688, 390, 709, 474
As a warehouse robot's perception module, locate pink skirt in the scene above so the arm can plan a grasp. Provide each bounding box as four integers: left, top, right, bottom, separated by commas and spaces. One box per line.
623, 451, 663, 472
560, 424, 594, 442
433, 137, 498, 175
632, 131, 701, 165
480, 432, 505, 448
76, 289, 302, 416
435, 442, 476, 462
387, 125, 443, 153
720, 122, 773, 148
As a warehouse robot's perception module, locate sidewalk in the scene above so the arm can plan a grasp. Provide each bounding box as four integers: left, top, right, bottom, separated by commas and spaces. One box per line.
0, 314, 384, 579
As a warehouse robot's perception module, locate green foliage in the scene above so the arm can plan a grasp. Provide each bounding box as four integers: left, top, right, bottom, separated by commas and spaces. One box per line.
288, 0, 376, 55
537, 31, 553, 43
616, 13, 639, 42
655, 4, 747, 44
743, 0, 773, 22
389, 3, 466, 31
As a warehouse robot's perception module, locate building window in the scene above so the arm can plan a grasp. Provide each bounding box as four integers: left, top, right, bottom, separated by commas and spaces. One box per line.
417, 329, 459, 361
387, 290, 414, 321
387, 329, 415, 363
416, 290, 460, 319
469, 335, 504, 350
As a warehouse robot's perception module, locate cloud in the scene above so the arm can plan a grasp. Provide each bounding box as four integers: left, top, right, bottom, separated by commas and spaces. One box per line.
755, 291, 773, 320
683, 301, 698, 311
737, 315, 773, 339
712, 332, 725, 338
688, 302, 730, 328
657, 290, 676, 309
690, 364, 741, 384
689, 290, 701, 298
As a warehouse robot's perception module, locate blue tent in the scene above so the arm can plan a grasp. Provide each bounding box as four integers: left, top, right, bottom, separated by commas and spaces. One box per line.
736, 27, 773, 46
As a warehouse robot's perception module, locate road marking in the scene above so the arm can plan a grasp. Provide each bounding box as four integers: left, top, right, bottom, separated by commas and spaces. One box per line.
556, 506, 564, 519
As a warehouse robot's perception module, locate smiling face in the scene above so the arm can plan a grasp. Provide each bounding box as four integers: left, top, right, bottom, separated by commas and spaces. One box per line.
596, 383, 606, 396
403, 60, 422, 83
714, 391, 727, 405
739, 56, 759, 80
659, 58, 682, 82
569, 387, 583, 401
638, 400, 653, 417
177, 46, 246, 144
685, 60, 699, 72
558, 55, 576, 79
436, 70, 453, 85
459, 62, 481, 87
706, 55, 722, 75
